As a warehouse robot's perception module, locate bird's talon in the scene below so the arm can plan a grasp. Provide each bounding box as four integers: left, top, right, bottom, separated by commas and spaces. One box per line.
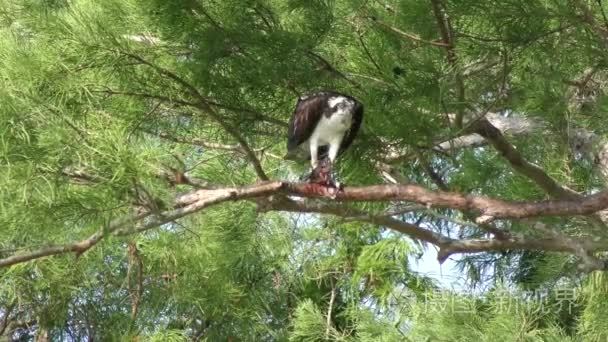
328, 188, 338, 199
335, 181, 343, 191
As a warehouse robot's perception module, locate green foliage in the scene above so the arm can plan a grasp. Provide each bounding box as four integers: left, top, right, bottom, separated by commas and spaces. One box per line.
578, 272, 608, 341
1, 0, 608, 340
407, 288, 576, 342
353, 238, 411, 301
290, 299, 333, 342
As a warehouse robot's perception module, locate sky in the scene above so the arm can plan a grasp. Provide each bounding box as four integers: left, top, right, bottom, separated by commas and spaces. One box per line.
409, 245, 469, 291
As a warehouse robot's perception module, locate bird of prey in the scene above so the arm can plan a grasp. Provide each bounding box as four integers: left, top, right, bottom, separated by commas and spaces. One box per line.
284, 91, 363, 187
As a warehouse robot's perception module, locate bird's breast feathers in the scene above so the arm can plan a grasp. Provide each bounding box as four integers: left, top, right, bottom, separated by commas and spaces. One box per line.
285, 92, 362, 161
310, 96, 353, 143
312, 112, 352, 144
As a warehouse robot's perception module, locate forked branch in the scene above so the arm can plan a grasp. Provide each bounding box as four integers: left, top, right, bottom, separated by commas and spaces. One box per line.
119, 51, 270, 181
2, 181, 608, 269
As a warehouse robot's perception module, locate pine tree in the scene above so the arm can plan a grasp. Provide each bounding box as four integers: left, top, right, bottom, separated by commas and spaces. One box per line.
2, 0, 608, 340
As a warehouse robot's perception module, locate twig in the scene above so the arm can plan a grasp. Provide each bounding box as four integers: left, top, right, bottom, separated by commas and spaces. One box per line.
355, 28, 385, 75
372, 18, 450, 47
90, 88, 199, 107
128, 101, 162, 140
0, 301, 15, 336
127, 242, 143, 322
306, 51, 361, 88
598, 0, 608, 32
94, 87, 287, 128
430, 0, 466, 128
346, 73, 391, 86
119, 51, 270, 181
572, 0, 608, 48
326, 282, 336, 339
151, 131, 253, 153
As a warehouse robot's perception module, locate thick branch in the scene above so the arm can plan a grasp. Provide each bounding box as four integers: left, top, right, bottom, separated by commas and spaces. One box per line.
268, 195, 607, 269
4, 181, 608, 268
471, 119, 581, 200
280, 183, 608, 220
436, 112, 542, 152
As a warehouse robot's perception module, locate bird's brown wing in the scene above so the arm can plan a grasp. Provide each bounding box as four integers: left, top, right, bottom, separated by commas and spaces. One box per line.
286, 94, 330, 152
337, 101, 364, 156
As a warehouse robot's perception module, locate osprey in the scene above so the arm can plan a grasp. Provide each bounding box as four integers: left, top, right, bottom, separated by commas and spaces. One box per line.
284, 91, 363, 186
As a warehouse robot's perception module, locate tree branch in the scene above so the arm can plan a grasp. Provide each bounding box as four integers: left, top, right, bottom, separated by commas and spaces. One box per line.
0, 211, 151, 268
430, 0, 466, 128
571, 0, 608, 48
95, 87, 287, 128
119, 51, 270, 181
4, 181, 608, 268
416, 155, 511, 240
325, 281, 336, 339
152, 131, 257, 153
306, 50, 360, 87
127, 242, 143, 322
149, 131, 283, 160
279, 182, 608, 220
434, 112, 542, 152
471, 119, 581, 200
0, 301, 15, 336
90, 88, 199, 107
267, 194, 606, 269
371, 18, 450, 47
270, 196, 445, 245
435, 235, 603, 265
